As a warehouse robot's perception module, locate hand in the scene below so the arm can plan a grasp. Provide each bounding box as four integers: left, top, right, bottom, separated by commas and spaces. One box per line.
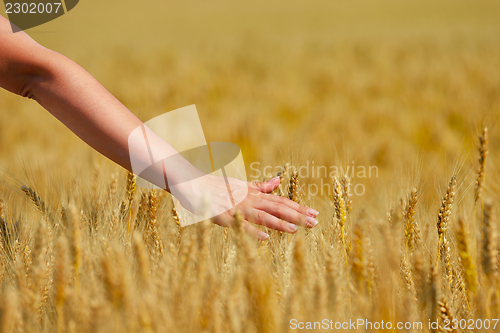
173, 175, 319, 240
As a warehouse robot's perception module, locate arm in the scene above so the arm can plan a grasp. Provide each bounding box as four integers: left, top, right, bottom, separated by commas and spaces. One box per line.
0, 16, 185, 192
0, 16, 319, 239
0, 16, 149, 174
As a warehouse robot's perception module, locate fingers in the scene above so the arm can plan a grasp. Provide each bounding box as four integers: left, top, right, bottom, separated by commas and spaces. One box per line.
249, 177, 281, 193
241, 219, 270, 240
246, 208, 300, 233
248, 179, 320, 219
265, 193, 319, 218
254, 200, 318, 228
213, 212, 270, 240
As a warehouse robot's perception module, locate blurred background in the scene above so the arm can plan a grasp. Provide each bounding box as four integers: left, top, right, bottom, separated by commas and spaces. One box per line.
1, 0, 500, 207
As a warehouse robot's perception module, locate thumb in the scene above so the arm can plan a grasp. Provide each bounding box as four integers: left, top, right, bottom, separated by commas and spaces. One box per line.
251, 176, 281, 193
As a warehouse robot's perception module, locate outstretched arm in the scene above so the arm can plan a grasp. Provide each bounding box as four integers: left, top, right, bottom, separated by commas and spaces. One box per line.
0, 16, 148, 173
0, 16, 319, 239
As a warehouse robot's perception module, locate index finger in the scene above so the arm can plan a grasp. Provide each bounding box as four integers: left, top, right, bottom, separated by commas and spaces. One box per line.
263, 193, 319, 217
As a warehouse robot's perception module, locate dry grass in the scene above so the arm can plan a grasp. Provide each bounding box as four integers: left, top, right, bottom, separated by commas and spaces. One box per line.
1, 139, 499, 331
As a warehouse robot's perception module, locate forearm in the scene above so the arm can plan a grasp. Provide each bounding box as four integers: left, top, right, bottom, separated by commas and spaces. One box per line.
30, 53, 138, 168
31, 52, 199, 191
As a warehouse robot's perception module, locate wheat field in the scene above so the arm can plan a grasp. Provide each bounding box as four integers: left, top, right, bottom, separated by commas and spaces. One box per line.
1, 1, 500, 332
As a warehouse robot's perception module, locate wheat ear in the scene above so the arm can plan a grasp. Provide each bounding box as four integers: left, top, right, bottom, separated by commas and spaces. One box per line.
456, 217, 477, 293
482, 202, 498, 282
332, 176, 350, 305
437, 176, 456, 262
133, 232, 150, 286
21, 186, 47, 214
352, 224, 366, 294
436, 175, 456, 293
147, 190, 164, 260
341, 176, 352, 214
404, 188, 419, 255
69, 205, 82, 295
125, 171, 137, 235
474, 127, 488, 206
438, 298, 456, 333
287, 169, 299, 202
54, 236, 69, 333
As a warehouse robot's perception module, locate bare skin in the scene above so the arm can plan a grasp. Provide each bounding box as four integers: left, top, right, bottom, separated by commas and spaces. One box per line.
0, 16, 319, 240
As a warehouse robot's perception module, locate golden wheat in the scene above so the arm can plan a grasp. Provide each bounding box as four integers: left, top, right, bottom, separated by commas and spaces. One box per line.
1, 2, 500, 330
475, 127, 488, 206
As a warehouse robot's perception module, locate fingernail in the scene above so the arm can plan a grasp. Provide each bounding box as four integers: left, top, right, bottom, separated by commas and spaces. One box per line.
307, 208, 319, 217
306, 217, 318, 227
259, 231, 269, 240
287, 223, 298, 232
270, 176, 280, 182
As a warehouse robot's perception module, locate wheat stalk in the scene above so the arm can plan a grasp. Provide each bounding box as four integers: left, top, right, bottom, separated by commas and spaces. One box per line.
0, 199, 13, 260
437, 175, 457, 276
69, 205, 82, 295
400, 253, 416, 298
474, 127, 488, 206
134, 192, 149, 231
404, 188, 419, 255
133, 232, 150, 286
438, 298, 456, 333
341, 176, 352, 215
21, 186, 47, 214
455, 217, 477, 293
146, 190, 164, 261
351, 224, 365, 294
54, 236, 69, 333
287, 169, 299, 202
125, 171, 137, 235
332, 176, 350, 306
325, 249, 338, 313
482, 201, 498, 282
